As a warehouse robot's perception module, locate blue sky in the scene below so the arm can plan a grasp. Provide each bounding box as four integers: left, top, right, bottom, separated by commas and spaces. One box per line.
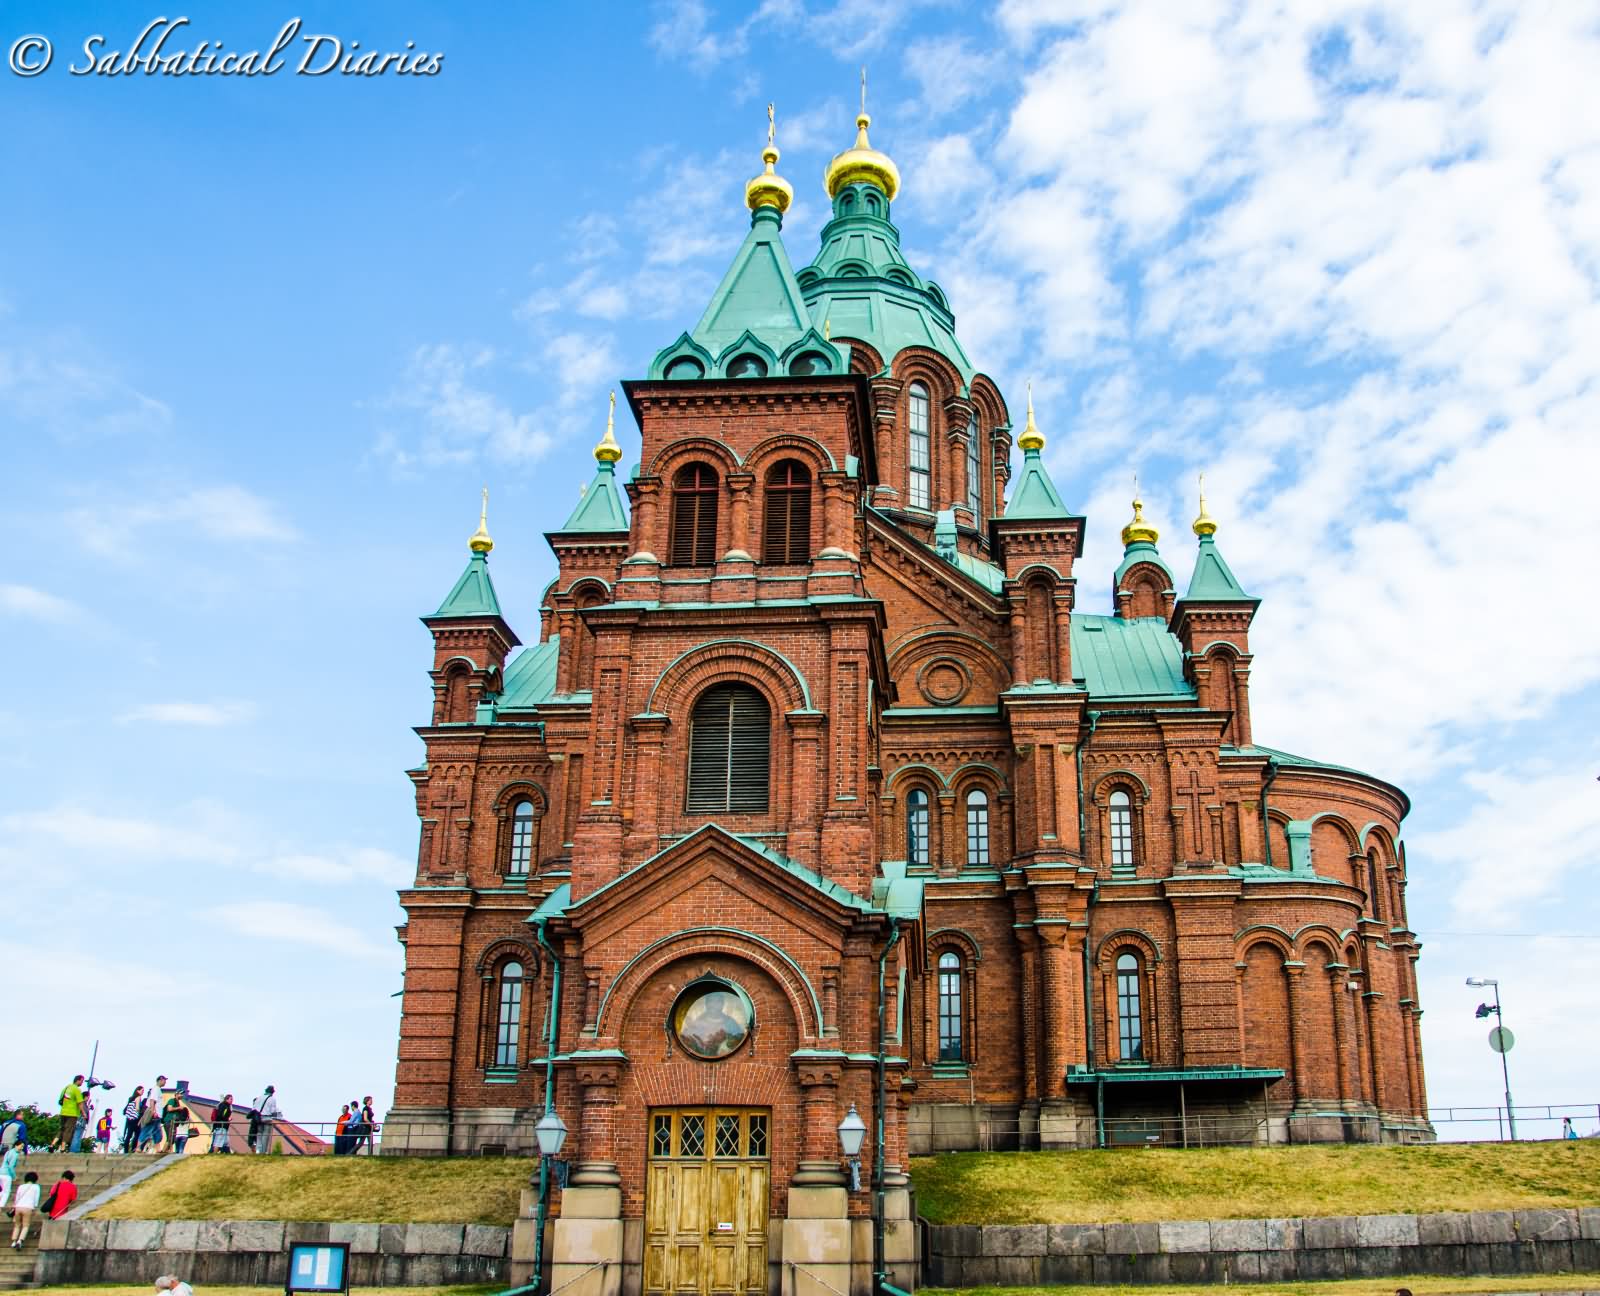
2, 1, 1597, 1136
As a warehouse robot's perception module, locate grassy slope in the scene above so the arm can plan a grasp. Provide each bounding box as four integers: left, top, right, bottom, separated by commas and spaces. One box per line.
93, 1157, 532, 1225
911, 1142, 1600, 1225
926, 1279, 1600, 1296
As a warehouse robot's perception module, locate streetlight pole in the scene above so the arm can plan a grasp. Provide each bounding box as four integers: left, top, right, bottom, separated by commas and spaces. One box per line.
1467, 977, 1516, 1141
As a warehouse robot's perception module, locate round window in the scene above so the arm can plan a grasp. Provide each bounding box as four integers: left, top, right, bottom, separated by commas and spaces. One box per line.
726, 354, 768, 379
788, 352, 829, 376
671, 980, 754, 1060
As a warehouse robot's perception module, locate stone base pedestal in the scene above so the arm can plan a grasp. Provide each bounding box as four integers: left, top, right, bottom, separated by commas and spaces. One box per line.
882, 1171, 916, 1292
782, 1181, 851, 1296
552, 1165, 624, 1296
1037, 1097, 1085, 1149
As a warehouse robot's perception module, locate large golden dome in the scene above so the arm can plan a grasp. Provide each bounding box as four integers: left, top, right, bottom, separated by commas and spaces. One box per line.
824, 112, 900, 202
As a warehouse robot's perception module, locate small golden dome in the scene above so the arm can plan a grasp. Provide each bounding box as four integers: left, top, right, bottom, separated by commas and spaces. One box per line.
745, 104, 793, 214
469, 487, 493, 554
1192, 474, 1217, 537
825, 112, 901, 202
594, 391, 623, 464
1017, 382, 1044, 452
1122, 496, 1159, 547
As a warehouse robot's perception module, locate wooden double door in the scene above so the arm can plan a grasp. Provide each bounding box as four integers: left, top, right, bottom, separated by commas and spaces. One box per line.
644, 1108, 770, 1296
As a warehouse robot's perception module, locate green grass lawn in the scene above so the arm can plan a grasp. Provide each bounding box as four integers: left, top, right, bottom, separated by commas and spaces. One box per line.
911, 1141, 1600, 1224
34, 1288, 501, 1296
93, 1156, 533, 1225
927, 1279, 1600, 1296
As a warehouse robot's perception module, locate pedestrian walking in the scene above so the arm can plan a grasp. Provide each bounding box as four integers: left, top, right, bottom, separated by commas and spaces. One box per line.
210, 1095, 234, 1154
154, 1275, 195, 1296
137, 1091, 164, 1153
121, 1087, 145, 1154
53, 1075, 86, 1152
0, 1114, 26, 1153
333, 1104, 351, 1156
8, 1172, 39, 1248
355, 1097, 377, 1156
42, 1170, 77, 1221
1564, 1116, 1578, 1140
95, 1109, 114, 1155
250, 1086, 280, 1154
162, 1090, 190, 1151
0, 1140, 21, 1210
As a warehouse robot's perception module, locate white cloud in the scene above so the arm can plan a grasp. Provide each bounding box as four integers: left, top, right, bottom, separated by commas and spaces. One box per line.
207, 901, 397, 963
70, 485, 298, 556
118, 701, 256, 727
0, 583, 82, 623
0, 339, 171, 440
381, 342, 556, 467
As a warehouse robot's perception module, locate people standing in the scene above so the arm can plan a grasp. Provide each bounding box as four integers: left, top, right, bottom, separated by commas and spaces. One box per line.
1564, 1116, 1579, 1140
53, 1076, 86, 1152
120, 1087, 145, 1154
251, 1086, 280, 1154
210, 1094, 234, 1154
0, 1114, 26, 1154
161, 1090, 189, 1151
95, 1109, 114, 1155
137, 1090, 164, 1153
9, 1172, 39, 1248
333, 1104, 351, 1155
355, 1096, 377, 1156
0, 1140, 21, 1210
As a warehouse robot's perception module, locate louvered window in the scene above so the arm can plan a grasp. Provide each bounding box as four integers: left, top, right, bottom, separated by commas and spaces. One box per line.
762, 460, 812, 564
907, 788, 930, 866
965, 417, 982, 516
686, 683, 770, 812
908, 384, 931, 509
670, 463, 719, 565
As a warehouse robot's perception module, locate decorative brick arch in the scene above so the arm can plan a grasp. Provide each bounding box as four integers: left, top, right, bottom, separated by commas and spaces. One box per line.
1234, 925, 1295, 962
1091, 770, 1150, 876
1095, 928, 1164, 967
490, 781, 549, 877
646, 435, 742, 480
646, 639, 812, 716
475, 936, 542, 978
1097, 929, 1163, 1065
745, 432, 838, 477
925, 928, 982, 1066
595, 927, 823, 1042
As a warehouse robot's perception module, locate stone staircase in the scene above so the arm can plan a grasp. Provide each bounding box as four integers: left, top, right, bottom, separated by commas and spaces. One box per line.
0, 1153, 164, 1290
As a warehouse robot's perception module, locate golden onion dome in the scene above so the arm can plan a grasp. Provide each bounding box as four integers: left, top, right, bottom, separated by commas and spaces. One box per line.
746, 104, 794, 215
469, 487, 494, 554
825, 112, 901, 202
1121, 495, 1159, 547
1192, 474, 1217, 536
594, 391, 623, 464
1017, 382, 1044, 452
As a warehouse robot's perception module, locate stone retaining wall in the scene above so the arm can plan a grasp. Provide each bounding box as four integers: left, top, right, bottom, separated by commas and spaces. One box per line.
37, 1218, 512, 1288
925, 1209, 1600, 1286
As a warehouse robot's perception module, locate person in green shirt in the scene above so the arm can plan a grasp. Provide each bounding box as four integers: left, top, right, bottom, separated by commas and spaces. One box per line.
53, 1075, 86, 1152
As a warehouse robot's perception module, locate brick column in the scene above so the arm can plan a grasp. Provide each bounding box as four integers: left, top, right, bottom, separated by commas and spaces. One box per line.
1037, 927, 1070, 1098
1284, 961, 1307, 1106
725, 471, 754, 560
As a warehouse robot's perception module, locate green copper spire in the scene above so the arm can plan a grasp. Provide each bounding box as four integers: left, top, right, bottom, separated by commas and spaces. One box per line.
433, 490, 505, 618
1184, 482, 1254, 600
1004, 386, 1071, 520
557, 392, 631, 533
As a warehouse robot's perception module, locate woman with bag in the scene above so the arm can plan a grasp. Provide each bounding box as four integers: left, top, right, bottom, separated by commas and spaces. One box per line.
8, 1172, 39, 1248
120, 1088, 145, 1154
210, 1095, 234, 1154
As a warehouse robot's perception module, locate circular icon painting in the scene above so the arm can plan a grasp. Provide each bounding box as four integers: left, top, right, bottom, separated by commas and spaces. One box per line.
672, 982, 754, 1059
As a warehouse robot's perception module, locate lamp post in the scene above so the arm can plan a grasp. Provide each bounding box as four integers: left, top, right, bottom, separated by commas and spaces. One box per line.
837, 1104, 866, 1192
530, 1108, 568, 1291
1467, 977, 1516, 1140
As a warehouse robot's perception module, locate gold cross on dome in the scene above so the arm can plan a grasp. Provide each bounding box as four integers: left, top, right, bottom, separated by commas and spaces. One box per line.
767, 102, 775, 147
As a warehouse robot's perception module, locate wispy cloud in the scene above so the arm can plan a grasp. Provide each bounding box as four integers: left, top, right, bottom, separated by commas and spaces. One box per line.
0, 583, 83, 623
117, 701, 256, 727
207, 901, 397, 963
0, 338, 171, 440
70, 485, 299, 556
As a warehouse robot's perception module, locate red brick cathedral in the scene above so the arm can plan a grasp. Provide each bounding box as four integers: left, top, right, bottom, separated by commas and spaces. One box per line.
391, 107, 1429, 1293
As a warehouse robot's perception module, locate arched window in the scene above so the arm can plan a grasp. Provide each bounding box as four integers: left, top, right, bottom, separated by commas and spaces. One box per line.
762, 460, 812, 564
507, 799, 536, 877
727, 353, 769, 378
1116, 952, 1144, 1062
906, 788, 930, 867
907, 383, 931, 509
965, 417, 982, 516
665, 356, 704, 380
937, 951, 963, 1062
965, 789, 989, 868
1109, 790, 1135, 875
494, 961, 524, 1069
1367, 854, 1382, 919
686, 684, 770, 813
670, 463, 719, 566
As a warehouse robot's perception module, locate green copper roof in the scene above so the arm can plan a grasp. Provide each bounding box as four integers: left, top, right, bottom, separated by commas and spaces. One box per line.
1004, 447, 1071, 520
432, 551, 503, 619
1071, 614, 1194, 699
527, 883, 571, 923
1185, 534, 1254, 601
797, 185, 975, 382
557, 459, 629, 533
651, 207, 845, 380
1115, 538, 1174, 586
497, 636, 560, 709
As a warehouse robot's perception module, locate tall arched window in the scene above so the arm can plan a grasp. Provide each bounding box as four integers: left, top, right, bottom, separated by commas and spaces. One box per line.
1367, 854, 1382, 919
507, 799, 536, 877
762, 460, 812, 564
494, 961, 524, 1069
1116, 952, 1144, 1061
687, 683, 771, 812
1109, 790, 1135, 875
670, 463, 719, 566
937, 951, 963, 1062
906, 788, 930, 867
965, 417, 982, 516
965, 789, 989, 868
907, 384, 931, 509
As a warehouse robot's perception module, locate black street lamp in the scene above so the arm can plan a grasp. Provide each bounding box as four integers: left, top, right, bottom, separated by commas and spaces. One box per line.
1467, 976, 1517, 1140
837, 1104, 866, 1191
